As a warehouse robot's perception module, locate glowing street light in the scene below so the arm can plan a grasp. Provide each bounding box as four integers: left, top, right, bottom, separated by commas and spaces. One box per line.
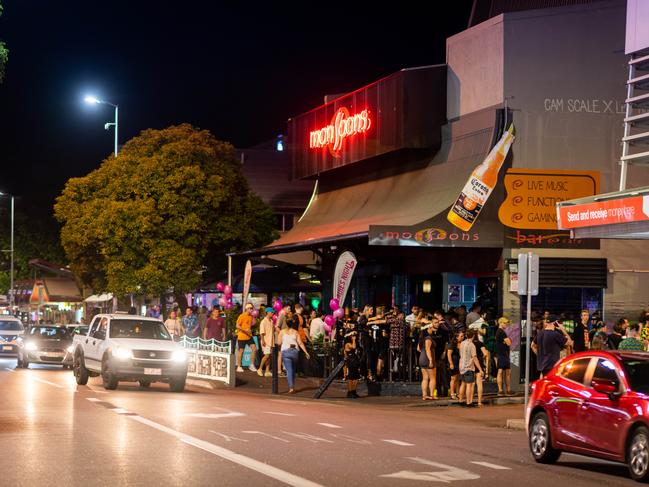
83, 94, 119, 157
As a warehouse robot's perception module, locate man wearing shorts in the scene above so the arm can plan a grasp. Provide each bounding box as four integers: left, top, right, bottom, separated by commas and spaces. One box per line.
258, 307, 275, 377
495, 317, 512, 396
236, 303, 257, 372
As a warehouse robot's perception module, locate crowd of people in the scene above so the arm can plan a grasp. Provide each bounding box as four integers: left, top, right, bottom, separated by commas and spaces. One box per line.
148, 300, 649, 401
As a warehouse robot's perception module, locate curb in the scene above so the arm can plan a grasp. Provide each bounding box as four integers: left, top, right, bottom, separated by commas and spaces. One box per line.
187, 378, 219, 390
506, 418, 526, 430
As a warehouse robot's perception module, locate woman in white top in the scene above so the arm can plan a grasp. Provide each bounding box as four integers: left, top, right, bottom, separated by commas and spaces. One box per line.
164, 310, 184, 340
278, 317, 310, 393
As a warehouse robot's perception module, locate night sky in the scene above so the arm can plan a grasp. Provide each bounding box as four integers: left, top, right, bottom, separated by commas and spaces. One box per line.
0, 1, 472, 218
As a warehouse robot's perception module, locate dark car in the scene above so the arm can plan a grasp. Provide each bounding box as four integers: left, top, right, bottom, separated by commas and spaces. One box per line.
527, 350, 649, 482
17, 325, 74, 368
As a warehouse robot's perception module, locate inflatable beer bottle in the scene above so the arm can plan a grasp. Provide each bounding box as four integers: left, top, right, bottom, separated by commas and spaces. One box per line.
447, 124, 515, 231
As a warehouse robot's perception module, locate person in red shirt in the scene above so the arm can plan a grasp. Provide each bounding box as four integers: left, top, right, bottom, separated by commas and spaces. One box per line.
204, 308, 225, 341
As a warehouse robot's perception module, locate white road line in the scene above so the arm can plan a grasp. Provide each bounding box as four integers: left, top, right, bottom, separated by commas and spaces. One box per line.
30, 376, 65, 389
126, 416, 322, 487
382, 439, 415, 446
329, 433, 372, 445
470, 461, 511, 470
317, 423, 342, 429
281, 431, 334, 444
86, 398, 102, 402
209, 431, 249, 442
263, 411, 296, 417
185, 412, 245, 419
242, 430, 291, 443
4, 367, 15, 372
112, 408, 130, 414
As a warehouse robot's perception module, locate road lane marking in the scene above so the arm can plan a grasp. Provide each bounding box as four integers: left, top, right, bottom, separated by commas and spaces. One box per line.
86, 398, 102, 402
242, 430, 291, 443
209, 431, 249, 442
281, 431, 334, 444
470, 461, 511, 470
185, 412, 245, 419
125, 416, 322, 487
317, 423, 341, 429
4, 368, 15, 372
112, 408, 131, 414
329, 433, 372, 445
382, 458, 480, 482
383, 439, 414, 446
263, 411, 296, 417
30, 376, 65, 389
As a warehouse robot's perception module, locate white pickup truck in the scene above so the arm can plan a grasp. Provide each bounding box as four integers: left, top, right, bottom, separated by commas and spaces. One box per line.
72, 313, 188, 392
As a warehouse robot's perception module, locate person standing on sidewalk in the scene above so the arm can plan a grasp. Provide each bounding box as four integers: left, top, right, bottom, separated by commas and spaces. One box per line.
447, 330, 464, 400
495, 317, 513, 396
278, 318, 310, 394
258, 307, 275, 377
418, 321, 436, 400
571, 310, 590, 353
459, 328, 483, 407
182, 307, 200, 338
236, 303, 257, 373
618, 323, 646, 351
204, 308, 225, 341
472, 329, 488, 406
164, 310, 184, 341
532, 316, 571, 377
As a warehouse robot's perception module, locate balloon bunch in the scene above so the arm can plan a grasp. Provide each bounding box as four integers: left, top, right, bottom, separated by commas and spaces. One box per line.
323, 298, 342, 337
216, 282, 234, 310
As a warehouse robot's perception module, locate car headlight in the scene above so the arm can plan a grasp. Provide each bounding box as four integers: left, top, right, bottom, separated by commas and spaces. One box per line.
113, 347, 133, 360
171, 351, 187, 362
66, 345, 74, 353
25, 342, 38, 351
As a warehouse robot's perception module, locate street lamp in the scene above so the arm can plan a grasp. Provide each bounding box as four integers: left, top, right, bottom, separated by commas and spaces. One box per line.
84, 95, 119, 157
0, 192, 14, 309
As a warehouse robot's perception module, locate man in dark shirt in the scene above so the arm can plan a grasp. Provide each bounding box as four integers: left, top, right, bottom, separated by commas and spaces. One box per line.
533, 319, 572, 376
495, 317, 512, 396
432, 319, 449, 397
571, 310, 589, 352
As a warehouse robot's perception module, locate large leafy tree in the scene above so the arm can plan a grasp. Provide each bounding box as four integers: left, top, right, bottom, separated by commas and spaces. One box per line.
54, 124, 277, 298
0, 2, 7, 82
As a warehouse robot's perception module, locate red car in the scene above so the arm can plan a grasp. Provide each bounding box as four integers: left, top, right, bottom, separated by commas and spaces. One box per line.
527, 350, 649, 482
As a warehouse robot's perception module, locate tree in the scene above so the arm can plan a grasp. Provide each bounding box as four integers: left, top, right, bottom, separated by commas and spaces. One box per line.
54, 124, 277, 299
0, 2, 8, 83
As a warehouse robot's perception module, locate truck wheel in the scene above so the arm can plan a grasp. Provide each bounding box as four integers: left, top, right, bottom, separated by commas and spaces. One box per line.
74, 352, 89, 385
16, 353, 23, 368
23, 357, 29, 369
101, 357, 119, 390
139, 380, 151, 388
169, 377, 186, 393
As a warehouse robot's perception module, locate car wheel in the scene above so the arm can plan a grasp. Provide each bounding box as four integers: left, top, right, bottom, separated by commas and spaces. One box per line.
529, 411, 561, 464
16, 353, 23, 368
139, 380, 151, 388
23, 357, 29, 369
628, 426, 649, 482
73, 352, 89, 385
169, 377, 186, 393
101, 357, 119, 390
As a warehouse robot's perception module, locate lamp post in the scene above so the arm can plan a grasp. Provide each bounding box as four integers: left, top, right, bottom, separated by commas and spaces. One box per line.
0, 192, 14, 308
84, 96, 119, 157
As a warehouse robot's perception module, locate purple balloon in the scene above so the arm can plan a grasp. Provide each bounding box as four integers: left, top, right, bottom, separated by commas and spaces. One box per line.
250, 309, 259, 318
216, 282, 225, 292
329, 298, 340, 311
273, 300, 283, 312
324, 315, 335, 327
333, 308, 344, 319
218, 298, 227, 308
225, 301, 233, 310
223, 285, 232, 296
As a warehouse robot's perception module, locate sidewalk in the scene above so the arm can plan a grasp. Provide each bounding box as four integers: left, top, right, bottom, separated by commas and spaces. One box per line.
189, 369, 526, 408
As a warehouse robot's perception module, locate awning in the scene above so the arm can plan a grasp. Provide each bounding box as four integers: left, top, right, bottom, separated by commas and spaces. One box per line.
84, 293, 114, 303
262, 108, 499, 253
30, 278, 83, 304
557, 186, 649, 239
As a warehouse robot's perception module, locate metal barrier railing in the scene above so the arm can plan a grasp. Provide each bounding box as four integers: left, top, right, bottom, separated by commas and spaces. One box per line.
179, 336, 231, 354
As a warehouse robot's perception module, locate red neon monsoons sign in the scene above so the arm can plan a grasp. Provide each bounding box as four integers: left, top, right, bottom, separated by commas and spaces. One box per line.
309, 107, 371, 157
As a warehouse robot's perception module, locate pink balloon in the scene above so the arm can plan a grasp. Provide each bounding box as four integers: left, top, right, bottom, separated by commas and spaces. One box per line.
272, 315, 278, 325
223, 285, 232, 295
333, 308, 344, 319
218, 298, 227, 308
329, 298, 340, 311
216, 282, 225, 292
225, 302, 233, 310
273, 300, 283, 312
323, 322, 332, 333
324, 315, 335, 327
251, 309, 259, 318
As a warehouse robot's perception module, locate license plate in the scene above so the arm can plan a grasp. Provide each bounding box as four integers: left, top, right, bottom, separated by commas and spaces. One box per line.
43, 352, 62, 357
144, 368, 161, 375
2, 346, 12, 351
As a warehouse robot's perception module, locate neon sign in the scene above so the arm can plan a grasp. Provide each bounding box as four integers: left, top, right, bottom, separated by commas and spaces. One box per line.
309, 107, 371, 157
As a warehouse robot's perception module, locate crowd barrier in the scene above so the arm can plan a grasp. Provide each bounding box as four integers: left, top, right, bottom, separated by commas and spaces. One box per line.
179, 337, 235, 387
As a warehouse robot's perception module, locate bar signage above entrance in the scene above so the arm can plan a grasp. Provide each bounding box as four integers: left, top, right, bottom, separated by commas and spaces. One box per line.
309, 108, 371, 157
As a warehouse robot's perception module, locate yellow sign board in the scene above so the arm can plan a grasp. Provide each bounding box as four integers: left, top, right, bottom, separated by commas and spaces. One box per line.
498, 168, 600, 230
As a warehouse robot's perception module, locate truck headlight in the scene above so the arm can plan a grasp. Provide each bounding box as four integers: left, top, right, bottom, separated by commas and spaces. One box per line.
25, 342, 38, 351
171, 351, 187, 362
113, 347, 133, 360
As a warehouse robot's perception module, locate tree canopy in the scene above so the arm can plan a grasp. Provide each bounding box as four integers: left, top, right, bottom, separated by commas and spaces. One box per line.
0, 3, 7, 83
54, 124, 277, 297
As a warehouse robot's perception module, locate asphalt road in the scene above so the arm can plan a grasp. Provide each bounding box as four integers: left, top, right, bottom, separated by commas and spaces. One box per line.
0, 357, 637, 486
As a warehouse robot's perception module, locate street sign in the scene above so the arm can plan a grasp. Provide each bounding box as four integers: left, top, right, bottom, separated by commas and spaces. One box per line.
517, 253, 539, 296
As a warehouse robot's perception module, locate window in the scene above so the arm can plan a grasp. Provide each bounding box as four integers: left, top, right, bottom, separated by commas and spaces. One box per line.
0, 320, 23, 331
273, 213, 296, 232
91, 318, 108, 340
109, 319, 171, 340
560, 357, 591, 384
592, 359, 619, 386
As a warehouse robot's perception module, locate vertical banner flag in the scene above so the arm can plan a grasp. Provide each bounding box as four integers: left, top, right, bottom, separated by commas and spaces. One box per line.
242, 260, 252, 307
333, 251, 357, 304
